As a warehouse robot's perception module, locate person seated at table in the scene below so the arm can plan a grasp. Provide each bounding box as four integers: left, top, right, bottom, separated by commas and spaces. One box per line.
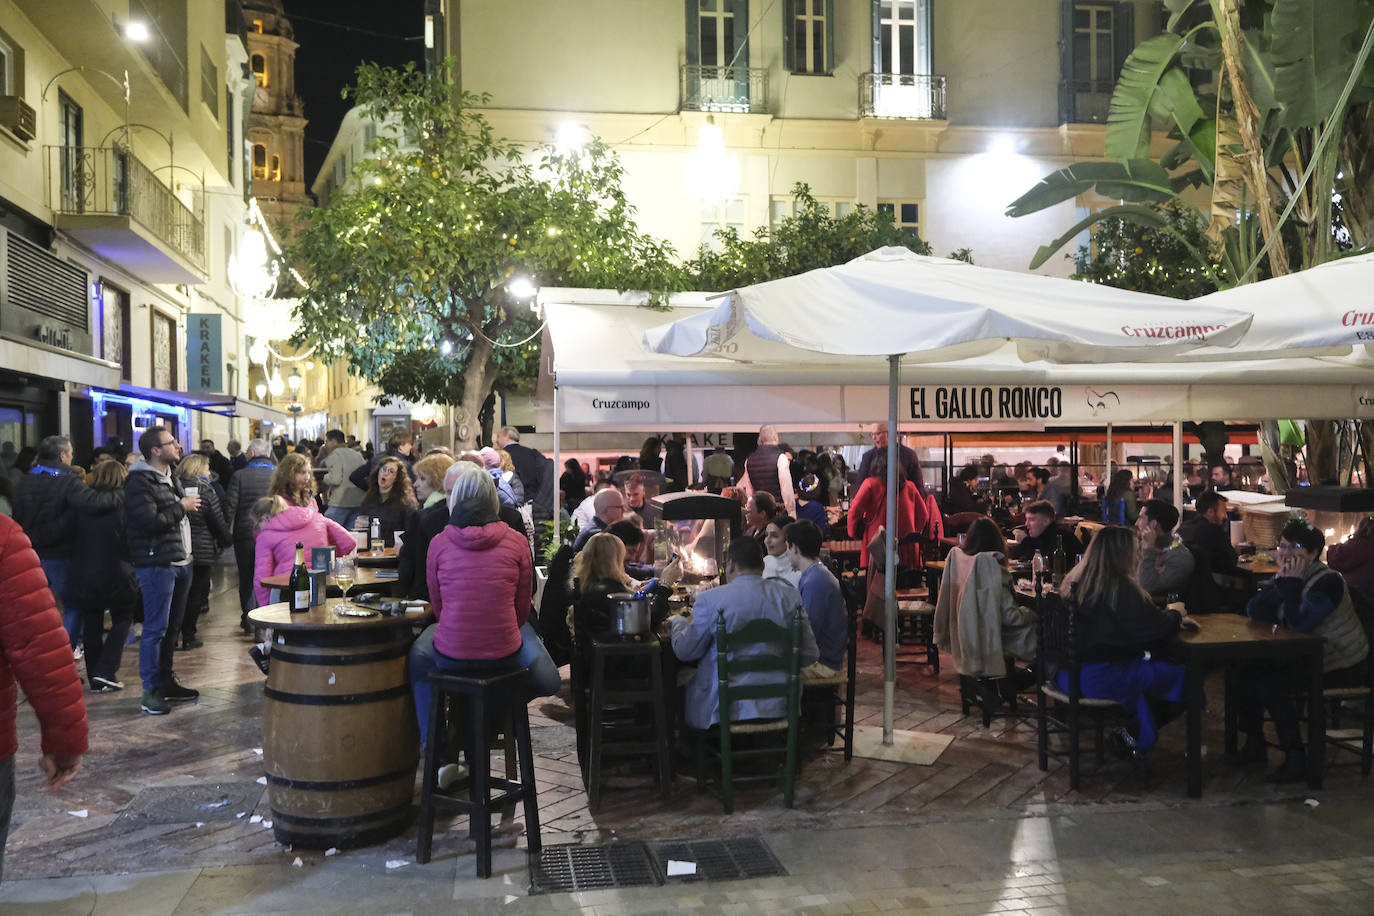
794, 475, 829, 529
359, 456, 418, 545
408, 465, 552, 781
762, 514, 801, 587
669, 538, 819, 732
251, 495, 358, 609
1101, 469, 1139, 525
1135, 500, 1194, 599
1010, 501, 1084, 563
1210, 461, 1236, 492
570, 532, 634, 661
1179, 491, 1239, 575
571, 486, 626, 551
396, 453, 455, 601
785, 519, 847, 679
1326, 515, 1374, 596
934, 517, 1036, 686
1058, 525, 1191, 761
743, 490, 777, 541
1030, 467, 1069, 517
605, 519, 656, 580
1232, 519, 1371, 782
944, 465, 983, 517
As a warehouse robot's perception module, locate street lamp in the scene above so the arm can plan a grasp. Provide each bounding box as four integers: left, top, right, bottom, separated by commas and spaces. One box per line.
684, 115, 740, 211
287, 368, 302, 394
268, 369, 284, 397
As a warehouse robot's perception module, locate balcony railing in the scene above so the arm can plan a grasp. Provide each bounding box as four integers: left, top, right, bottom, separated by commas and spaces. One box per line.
46, 145, 206, 272
860, 73, 947, 120
1059, 79, 1115, 124
680, 64, 769, 114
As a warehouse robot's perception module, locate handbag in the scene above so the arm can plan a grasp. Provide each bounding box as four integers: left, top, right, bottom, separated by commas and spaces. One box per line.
866, 526, 887, 574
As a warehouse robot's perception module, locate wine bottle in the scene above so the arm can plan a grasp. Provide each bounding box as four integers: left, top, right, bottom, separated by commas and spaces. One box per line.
289, 542, 310, 613
1051, 535, 1066, 584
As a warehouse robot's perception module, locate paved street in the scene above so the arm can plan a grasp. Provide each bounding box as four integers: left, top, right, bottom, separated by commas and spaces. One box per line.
4, 572, 1374, 914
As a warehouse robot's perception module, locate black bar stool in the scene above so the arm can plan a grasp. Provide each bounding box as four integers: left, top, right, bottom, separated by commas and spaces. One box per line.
585, 633, 673, 809
416, 668, 541, 877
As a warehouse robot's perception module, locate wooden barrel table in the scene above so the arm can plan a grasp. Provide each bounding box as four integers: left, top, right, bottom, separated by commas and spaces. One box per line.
247, 599, 431, 849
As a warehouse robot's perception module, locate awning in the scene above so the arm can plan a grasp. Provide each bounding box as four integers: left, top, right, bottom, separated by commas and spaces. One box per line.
87, 384, 290, 423
0, 334, 121, 390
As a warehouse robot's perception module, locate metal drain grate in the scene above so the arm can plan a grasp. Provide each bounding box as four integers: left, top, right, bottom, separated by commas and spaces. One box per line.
529, 842, 660, 894
647, 836, 787, 883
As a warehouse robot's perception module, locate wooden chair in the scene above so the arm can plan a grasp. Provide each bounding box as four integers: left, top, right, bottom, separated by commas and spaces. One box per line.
1312, 589, 1374, 776
1034, 588, 1130, 790
695, 608, 804, 814
804, 574, 860, 760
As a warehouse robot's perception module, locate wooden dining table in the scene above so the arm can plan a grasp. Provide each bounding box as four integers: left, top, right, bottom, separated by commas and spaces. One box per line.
259, 565, 401, 599
1172, 613, 1325, 797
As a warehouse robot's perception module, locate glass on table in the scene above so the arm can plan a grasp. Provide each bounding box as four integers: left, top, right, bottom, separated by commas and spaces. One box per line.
333, 555, 357, 602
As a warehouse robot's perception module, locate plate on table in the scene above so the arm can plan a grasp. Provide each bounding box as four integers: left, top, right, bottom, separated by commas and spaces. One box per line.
336, 606, 379, 618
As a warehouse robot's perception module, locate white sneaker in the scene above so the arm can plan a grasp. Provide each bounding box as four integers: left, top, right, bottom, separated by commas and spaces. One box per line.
73, 645, 85, 661
437, 763, 468, 790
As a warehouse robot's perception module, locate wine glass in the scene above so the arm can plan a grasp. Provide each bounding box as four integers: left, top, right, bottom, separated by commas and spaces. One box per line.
333, 555, 356, 605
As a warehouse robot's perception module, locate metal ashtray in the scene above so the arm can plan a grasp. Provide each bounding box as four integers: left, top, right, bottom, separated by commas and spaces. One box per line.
337, 606, 378, 618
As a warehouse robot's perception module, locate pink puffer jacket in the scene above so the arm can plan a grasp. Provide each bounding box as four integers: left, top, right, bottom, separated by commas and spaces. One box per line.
427, 521, 531, 660
253, 506, 358, 607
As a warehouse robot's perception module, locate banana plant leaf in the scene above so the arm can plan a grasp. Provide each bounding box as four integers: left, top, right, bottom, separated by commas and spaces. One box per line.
1026, 203, 1170, 270
1107, 34, 1196, 161
1005, 160, 1178, 218
1272, 0, 1362, 128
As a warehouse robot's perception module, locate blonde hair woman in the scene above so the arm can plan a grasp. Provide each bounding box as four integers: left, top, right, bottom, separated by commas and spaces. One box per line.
397, 452, 456, 600
268, 452, 317, 509
1056, 525, 1190, 761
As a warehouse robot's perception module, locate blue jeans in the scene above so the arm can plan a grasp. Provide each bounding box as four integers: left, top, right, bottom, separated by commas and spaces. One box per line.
1057, 658, 1186, 750
324, 505, 361, 530
39, 555, 80, 648
408, 623, 559, 749
135, 564, 193, 692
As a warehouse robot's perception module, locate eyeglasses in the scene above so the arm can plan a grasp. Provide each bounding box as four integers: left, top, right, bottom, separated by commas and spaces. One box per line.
157, 439, 178, 449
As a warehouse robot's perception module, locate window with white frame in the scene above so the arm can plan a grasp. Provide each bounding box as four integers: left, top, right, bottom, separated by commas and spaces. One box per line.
769, 196, 854, 230
878, 0, 930, 76
877, 200, 922, 238
698, 0, 736, 68
0, 33, 14, 97
1073, 4, 1115, 83
787, 0, 832, 75
699, 198, 748, 251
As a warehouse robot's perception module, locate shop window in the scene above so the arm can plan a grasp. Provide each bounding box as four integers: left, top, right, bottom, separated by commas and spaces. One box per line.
252, 143, 267, 181
251, 53, 267, 88
877, 199, 922, 239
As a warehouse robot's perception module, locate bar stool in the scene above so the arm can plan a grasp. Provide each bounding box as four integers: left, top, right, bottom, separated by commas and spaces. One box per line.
584, 633, 672, 809
416, 668, 541, 877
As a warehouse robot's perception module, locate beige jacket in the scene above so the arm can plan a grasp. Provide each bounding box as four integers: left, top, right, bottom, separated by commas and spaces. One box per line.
933, 550, 1037, 677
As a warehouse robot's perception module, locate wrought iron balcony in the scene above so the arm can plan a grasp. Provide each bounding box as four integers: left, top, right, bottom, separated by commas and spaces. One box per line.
46, 145, 207, 283
1059, 79, 1116, 124
860, 73, 947, 120
680, 64, 769, 114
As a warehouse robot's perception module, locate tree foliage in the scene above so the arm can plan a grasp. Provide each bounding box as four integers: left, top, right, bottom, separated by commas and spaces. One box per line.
684, 184, 939, 289
1071, 200, 1229, 298
288, 62, 681, 445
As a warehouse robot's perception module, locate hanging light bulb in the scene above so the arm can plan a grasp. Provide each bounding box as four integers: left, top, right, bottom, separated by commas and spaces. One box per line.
229, 227, 280, 302
684, 115, 740, 211
247, 337, 270, 366
268, 369, 285, 397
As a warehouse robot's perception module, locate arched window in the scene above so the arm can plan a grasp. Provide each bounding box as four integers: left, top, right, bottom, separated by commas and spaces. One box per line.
250, 53, 267, 87
252, 143, 267, 181
269, 154, 281, 182
251, 19, 263, 33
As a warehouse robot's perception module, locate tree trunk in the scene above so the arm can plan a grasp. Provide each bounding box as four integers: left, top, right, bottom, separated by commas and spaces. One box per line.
453, 335, 495, 451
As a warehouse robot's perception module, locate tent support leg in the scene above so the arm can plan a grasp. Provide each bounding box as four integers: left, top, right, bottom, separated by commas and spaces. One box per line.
552, 387, 561, 543
1173, 421, 1183, 514
884, 353, 901, 746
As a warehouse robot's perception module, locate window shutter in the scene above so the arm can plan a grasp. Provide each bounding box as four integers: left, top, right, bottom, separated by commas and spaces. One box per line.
871, 0, 883, 72
783, 0, 795, 71
685, 0, 700, 66
731, 0, 750, 69
1112, 1, 1134, 81
916, 0, 932, 75
824, 0, 835, 74
1059, 0, 1075, 123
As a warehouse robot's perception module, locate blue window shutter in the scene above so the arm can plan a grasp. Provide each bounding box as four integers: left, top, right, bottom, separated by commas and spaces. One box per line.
1059, 0, 1075, 123
916, 0, 932, 74
872, 0, 883, 72
732, 0, 750, 69
783, 0, 796, 72
686, 0, 700, 66
1112, 1, 1134, 81
824, 0, 835, 74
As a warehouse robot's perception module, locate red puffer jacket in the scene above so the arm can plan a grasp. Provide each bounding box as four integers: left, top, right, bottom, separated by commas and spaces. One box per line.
0, 515, 88, 761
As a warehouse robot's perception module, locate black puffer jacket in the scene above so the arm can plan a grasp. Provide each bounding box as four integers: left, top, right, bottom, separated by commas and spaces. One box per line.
179, 473, 232, 563
71, 486, 138, 605
11, 463, 87, 555
396, 499, 449, 601
125, 462, 190, 568
224, 458, 276, 542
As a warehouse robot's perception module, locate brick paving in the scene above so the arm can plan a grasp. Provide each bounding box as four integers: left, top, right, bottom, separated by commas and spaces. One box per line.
3, 570, 1374, 912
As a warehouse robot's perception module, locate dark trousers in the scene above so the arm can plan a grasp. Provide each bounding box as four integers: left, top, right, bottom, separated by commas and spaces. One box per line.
234, 538, 256, 618
0, 753, 13, 882
80, 594, 136, 683
181, 564, 213, 641
1235, 658, 1370, 751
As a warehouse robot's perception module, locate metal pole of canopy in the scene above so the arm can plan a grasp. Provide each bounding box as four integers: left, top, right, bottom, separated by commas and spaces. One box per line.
1105, 423, 1113, 494
883, 353, 901, 745
1173, 420, 1184, 514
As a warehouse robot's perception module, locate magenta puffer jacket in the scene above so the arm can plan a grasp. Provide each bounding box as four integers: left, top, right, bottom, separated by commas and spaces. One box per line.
253, 506, 358, 607
427, 521, 532, 661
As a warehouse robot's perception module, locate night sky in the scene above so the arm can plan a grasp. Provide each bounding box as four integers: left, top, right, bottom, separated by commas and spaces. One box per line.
286, 0, 425, 188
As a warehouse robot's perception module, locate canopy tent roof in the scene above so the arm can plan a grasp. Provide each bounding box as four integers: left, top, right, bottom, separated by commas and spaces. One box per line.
538, 289, 1374, 431
643, 247, 1254, 364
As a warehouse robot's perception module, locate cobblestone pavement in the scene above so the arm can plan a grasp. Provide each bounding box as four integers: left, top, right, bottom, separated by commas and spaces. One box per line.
3, 571, 1374, 913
